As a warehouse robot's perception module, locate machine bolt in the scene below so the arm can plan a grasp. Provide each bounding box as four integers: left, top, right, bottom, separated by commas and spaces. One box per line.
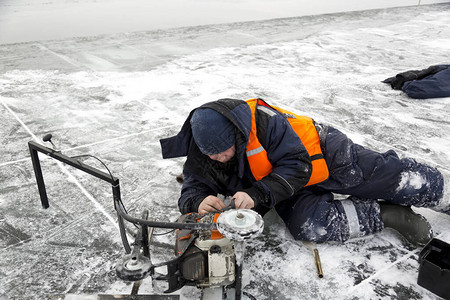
210, 245, 222, 254
235, 212, 245, 225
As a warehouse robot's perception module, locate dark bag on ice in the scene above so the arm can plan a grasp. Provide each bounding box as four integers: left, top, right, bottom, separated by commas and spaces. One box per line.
418, 238, 450, 299
383, 64, 450, 99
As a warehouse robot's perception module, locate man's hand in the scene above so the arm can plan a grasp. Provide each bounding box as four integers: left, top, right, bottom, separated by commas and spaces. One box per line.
232, 191, 255, 209
198, 192, 255, 214
198, 195, 226, 214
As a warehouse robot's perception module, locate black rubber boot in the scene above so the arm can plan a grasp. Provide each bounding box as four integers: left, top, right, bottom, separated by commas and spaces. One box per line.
379, 202, 433, 247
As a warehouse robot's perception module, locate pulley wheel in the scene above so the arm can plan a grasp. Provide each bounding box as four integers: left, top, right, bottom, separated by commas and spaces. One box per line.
216, 209, 264, 241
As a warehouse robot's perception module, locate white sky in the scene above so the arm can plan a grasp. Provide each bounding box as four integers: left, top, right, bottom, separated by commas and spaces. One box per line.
0, 0, 449, 44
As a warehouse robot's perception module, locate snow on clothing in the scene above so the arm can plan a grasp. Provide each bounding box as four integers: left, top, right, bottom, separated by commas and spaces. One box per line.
276, 127, 444, 241
160, 98, 444, 242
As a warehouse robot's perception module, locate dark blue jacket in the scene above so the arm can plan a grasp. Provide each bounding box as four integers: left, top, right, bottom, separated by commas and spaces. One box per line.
383, 64, 450, 99
160, 99, 312, 214
402, 65, 450, 99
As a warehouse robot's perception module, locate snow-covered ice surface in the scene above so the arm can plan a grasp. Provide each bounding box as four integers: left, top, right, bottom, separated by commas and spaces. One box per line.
1, 0, 449, 44
1, 3, 450, 300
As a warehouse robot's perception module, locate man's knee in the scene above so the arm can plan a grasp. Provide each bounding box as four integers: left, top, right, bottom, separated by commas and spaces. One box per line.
278, 196, 383, 243
392, 159, 444, 207
275, 190, 340, 241
276, 192, 350, 242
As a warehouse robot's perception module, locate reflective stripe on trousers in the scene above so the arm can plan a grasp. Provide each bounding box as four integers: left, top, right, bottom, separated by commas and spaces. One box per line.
340, 199, 362, 239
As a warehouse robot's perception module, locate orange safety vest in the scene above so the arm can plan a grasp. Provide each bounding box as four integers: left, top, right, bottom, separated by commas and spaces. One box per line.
245, 98, 329, 186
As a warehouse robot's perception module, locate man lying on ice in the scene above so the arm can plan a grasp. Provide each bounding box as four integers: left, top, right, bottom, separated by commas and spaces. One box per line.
160, 98, 447, 246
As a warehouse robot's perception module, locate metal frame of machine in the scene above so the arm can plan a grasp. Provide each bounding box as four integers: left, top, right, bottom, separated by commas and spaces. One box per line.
28, 138, 261, 300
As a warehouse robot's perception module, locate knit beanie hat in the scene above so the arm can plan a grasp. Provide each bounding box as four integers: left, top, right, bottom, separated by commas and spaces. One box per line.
190, 108, 235, 155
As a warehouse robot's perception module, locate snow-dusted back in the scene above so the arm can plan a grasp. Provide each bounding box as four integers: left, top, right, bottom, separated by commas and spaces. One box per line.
1, 2, 450, 300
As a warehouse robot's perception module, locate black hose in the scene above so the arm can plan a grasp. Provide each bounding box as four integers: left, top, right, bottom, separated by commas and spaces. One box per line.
117, 213, 131, 253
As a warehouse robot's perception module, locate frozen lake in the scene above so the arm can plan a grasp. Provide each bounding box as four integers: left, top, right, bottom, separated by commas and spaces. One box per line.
1, 2, 450, 300
1, 0, 449, 44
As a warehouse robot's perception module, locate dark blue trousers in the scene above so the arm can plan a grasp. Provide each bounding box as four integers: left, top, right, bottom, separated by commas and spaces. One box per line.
276, 127, 444, 242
